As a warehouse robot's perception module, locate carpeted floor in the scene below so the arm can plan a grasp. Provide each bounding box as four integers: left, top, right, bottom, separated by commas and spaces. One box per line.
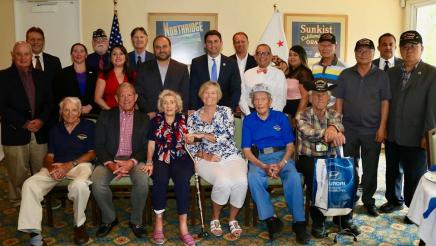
0, 153, 421, 245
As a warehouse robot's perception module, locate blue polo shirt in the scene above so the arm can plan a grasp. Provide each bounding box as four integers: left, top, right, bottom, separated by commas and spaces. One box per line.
48, 119, 95, 163
242, 109, 294, 149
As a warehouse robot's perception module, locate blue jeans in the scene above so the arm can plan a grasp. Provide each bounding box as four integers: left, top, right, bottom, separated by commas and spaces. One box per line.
248, 151, 305, 222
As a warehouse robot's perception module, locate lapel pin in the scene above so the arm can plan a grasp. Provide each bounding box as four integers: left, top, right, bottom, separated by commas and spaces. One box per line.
223, 63, 226, 67
418, 71, 422, 75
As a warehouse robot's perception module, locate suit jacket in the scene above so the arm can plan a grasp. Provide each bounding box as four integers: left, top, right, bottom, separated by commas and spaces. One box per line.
42, 52, 62, 85
387, 61, 436, 147
128, 50, 155, 71
54, 65, 99, 114
229, 53, 257, 72
189, 54, 241, 110
373, 57, 403, 69
135, 59, 189, 113
95, 108, 150, 165
0, 64, 53, 145
86, 52, 110, 72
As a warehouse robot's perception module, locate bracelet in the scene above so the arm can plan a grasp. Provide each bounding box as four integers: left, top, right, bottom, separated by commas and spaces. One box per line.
146, 160, 153, 165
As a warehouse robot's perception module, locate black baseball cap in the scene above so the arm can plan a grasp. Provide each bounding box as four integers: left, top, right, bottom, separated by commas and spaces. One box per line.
354, 38, 375, 51
318, 33, 336, 44
399, 30, 422, 47
93, 29, 107, 39
304, 79, 337, 92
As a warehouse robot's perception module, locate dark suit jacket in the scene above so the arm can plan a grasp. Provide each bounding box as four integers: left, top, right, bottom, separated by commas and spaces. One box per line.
128, 51, 155, 71
41, 53, 62, 86
86, 52, 110, 72
0, 64, 53, 145
135, 59, 189, 113
189, 54, 241, 110
373, 57, 403, 69
387, 61, 436, 147
95, 108, 150, 165
229, 53, 257, 72
54, 65, 99, 114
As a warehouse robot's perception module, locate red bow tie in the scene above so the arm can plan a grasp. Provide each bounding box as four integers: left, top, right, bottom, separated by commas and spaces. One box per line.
257, 68, 267, 74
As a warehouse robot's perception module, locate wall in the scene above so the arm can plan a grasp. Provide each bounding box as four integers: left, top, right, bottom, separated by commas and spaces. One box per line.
0, 0, 16, 68
1, 0, 404, 69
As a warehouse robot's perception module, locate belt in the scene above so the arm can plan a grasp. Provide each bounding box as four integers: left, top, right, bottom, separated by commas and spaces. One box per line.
259, 146, 285, 154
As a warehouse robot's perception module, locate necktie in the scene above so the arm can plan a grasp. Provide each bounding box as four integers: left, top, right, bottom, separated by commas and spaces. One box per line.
384, 60, 389, 72
211, 58, 217, 81
137, 56, 142, 67
34, 55, 42, 71
98, 55, 104, 70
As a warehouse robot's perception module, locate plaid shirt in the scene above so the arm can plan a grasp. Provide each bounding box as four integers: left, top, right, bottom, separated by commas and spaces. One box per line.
400, 61, 421, 90
116, 110, 134, 158
296, 107, 344, 157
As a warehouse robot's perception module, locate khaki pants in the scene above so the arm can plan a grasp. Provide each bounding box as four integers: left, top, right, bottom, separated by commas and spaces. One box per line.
3, 133, 47, 204
18, 163, 93, 232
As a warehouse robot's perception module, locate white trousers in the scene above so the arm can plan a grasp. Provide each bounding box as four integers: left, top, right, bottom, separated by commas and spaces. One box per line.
196, 154, 248, 208
18, 163, 92, 232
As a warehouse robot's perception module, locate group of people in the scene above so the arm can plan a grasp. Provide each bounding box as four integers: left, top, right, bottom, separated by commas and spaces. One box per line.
0, 23, 435, 246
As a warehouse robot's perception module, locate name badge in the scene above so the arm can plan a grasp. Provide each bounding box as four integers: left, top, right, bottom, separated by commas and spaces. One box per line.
77, 134, 88, 140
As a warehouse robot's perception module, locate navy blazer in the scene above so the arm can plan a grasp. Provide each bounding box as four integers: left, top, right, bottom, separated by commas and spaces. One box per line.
229, 53, 257, 72
189, 54, 241, 110
135, 59, 189, 113
95, 108, 150, 165
373, 57, 403, 69
41, 52, 62, 86
0, 64, 53, 145
128, 50, 155, 71
86, 52, 110, 72
54, 65, 99, 114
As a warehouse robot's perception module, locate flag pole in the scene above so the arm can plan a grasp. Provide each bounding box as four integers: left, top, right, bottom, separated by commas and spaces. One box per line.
114, 0, 118, 14
273, 3, 278, 12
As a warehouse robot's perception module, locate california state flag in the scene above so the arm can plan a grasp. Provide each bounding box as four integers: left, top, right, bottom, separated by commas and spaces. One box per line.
258, 10, 289, 63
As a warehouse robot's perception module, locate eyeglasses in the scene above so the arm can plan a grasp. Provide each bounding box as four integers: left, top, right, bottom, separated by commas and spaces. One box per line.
355, 48, 373, 55
255, 51, 270, 57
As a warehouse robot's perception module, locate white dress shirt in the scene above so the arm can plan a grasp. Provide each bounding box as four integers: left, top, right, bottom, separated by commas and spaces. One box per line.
32, 53, 45, 71
236, 53, 248, 79
207, 54, 221, 80
239, 65, 287, 115
378, 56, 395, 70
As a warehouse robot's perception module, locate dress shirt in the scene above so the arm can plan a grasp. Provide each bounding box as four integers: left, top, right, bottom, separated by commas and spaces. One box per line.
157, 62, 169, 85
134, 51, 146, 64
116, 110, 134, 158
32, 53, 45, 71
207, 54, 221, 81
378, 56, 395, 70
236, 53, 248, 79
240, 65, 287, 115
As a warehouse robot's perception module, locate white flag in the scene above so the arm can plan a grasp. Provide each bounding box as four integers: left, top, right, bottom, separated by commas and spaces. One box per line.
258, 10, 289, 63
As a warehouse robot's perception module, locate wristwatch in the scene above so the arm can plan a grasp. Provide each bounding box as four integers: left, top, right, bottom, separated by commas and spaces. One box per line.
72, 160, 79, 167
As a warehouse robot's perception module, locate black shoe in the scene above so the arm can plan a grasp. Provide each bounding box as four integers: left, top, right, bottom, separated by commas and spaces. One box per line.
265, 216, 283, 240
365, 205, 380, 217
129, 222, 147, 238
96, 218, 119, 237
342, 222, 360, 236
379, 202, 404, 213
73, 225, 89, 245
311, 224, 326, 239
293, 222, 311, 244
404, 216, 414, 224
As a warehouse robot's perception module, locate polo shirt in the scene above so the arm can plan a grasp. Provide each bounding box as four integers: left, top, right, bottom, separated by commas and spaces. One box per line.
48, 119, 95, 163
334, 64, 391, 134
242, 109, 294, 149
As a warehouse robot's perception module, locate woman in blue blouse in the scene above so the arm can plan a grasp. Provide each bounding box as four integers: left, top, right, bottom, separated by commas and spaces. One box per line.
141, 90, 195, 246
186, 81, 248, 239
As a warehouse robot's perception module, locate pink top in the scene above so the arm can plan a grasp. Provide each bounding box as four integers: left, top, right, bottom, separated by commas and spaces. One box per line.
287, 78, 302, 100
116, 110, 134, 158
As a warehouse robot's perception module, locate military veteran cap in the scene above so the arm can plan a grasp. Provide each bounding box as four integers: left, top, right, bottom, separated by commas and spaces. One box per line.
318, 33, 336, 44
304, 79, 337, 92
399, 30, 422, 47
354, 38, 375, 51
250, 83, 271, 98
93, 28, 107, 39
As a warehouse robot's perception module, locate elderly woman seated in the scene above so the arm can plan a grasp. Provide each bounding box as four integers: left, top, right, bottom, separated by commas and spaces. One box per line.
141, 90, 195, 246
242, 83, 310, 243
17, 97, 96, 245
186, 81, 247, 239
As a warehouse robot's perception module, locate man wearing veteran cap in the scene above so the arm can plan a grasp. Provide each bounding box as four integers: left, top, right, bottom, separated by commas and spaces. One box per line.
242, 84, 310, 243
334, 38, 391, 217
296, 79, 360, 238
312, 33, 346, 107
380, 31, 436, 219
86, 29, 110, 71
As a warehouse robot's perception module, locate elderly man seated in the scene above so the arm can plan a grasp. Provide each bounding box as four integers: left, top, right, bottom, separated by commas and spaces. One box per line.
295, 79, 360, 238
242, 83, 310, 243
18, 97, 96, 246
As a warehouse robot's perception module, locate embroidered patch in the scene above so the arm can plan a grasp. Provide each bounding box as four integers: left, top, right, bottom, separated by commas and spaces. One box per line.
77, 134, 88, 140
273, 125, 281, 131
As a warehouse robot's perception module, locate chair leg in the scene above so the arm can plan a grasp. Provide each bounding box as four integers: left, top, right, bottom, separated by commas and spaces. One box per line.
190, 187, 196, 226
244, 191, 250, 226
45, 194, 54, 227
253, 202, 258, 226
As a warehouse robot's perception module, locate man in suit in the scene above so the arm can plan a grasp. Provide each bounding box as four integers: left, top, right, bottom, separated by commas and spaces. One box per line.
26, 27, 62, 87
189, 30, 241, 111
373, 33, 403, 71
128, 27, 155, 71
0, 41, 53, 208
135, 35, 189, 119
380, 31, 436, 220
91, 82, 150, 238
86, 29, 110, 71
229, 32, 257, 77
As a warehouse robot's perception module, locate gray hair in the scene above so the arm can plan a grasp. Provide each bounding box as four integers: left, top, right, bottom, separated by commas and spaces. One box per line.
59, 97, 82, 115
157, 89, 183, 113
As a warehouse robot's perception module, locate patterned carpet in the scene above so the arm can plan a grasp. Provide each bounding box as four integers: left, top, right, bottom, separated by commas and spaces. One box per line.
0, 153, 421, 245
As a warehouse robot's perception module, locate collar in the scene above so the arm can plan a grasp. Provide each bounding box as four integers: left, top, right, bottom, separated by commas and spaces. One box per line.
401, 60, 421, 73
134, 50, 146, 57
255, 108, 272, 121
380, 56, 395, 65
351, 63, 378, 75
120, 109, 134, 116
318, 55, 338, 66
236, 53, 248, 62
208, 54, 221, 61
33, 52, 43, 58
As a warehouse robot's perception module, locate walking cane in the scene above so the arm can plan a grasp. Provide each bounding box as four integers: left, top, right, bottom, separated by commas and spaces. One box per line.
184, 143, 209, 238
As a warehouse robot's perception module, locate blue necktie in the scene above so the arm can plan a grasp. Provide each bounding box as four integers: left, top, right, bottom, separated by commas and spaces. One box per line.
137, 56, 142, 66
211, 58, 217, 81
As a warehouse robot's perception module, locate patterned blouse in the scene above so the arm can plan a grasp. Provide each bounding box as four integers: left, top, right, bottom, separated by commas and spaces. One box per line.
187, 106, 240, 160
148, 112, 188, 164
